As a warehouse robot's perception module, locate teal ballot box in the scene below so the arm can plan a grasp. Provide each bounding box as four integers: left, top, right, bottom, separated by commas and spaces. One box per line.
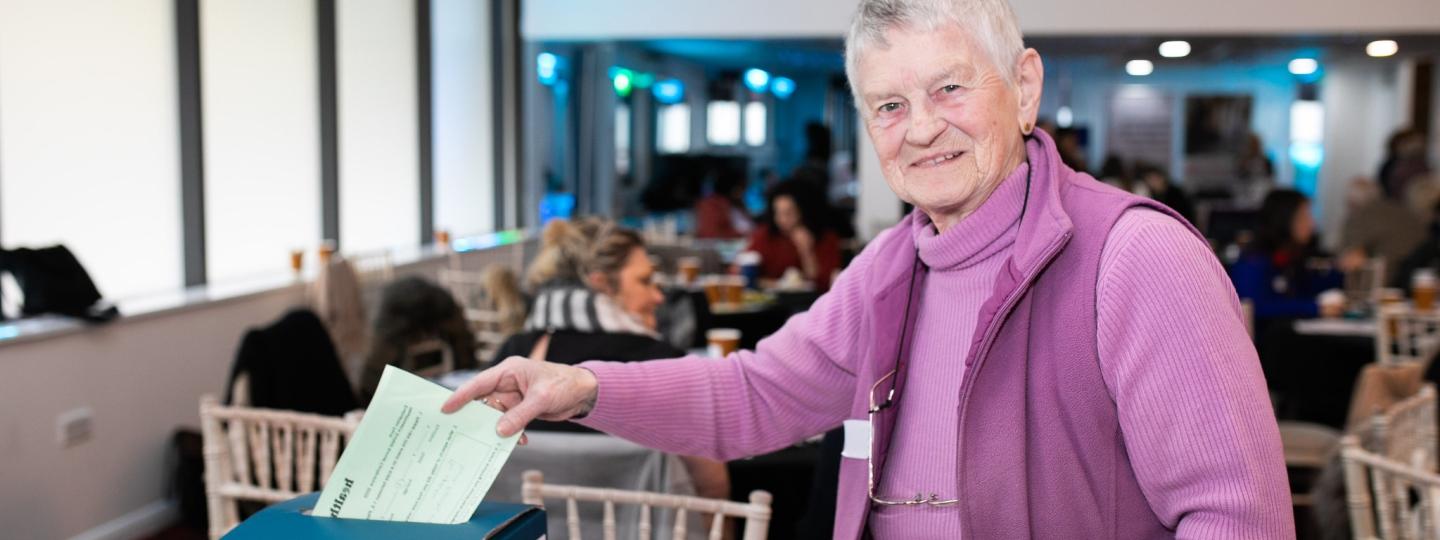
222, 493, 546, 540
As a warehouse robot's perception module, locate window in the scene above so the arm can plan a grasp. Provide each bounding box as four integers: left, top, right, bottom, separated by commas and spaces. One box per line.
616, 103, 631, 175
706, 101, 741, 146
0, 0, 183, 300
432, 0, 496, 237
744, 101, 767, 146
337, 0, 421, 254
657, 103, 691, 154
202, 0, 322, 283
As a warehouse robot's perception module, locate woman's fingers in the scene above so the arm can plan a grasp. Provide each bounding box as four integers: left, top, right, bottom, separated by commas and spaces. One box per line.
496, 387, 553, 437
439, 357, 598, 439
441, 357, 527, 413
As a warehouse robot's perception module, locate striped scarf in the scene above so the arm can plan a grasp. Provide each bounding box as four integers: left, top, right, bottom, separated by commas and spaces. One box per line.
523, 285, 657, 338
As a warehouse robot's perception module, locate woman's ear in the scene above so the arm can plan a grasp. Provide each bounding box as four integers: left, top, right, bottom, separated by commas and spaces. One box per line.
1014, 48, 1044, 134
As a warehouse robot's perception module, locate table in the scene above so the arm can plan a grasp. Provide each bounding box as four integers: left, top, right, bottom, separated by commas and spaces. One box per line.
1292, 318, 1377, 338
1258, 318, 1375, 429
670, 288, 820, 350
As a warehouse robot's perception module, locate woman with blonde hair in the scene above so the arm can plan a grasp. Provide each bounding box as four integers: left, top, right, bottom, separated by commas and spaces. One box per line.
492, 218, 732, 506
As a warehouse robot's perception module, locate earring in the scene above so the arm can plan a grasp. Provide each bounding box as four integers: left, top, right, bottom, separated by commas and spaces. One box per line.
1022, 122, 1033, 135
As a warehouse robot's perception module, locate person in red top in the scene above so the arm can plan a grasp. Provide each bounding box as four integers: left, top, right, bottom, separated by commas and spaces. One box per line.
745, 180, 842, 291
693, 169, 752, 239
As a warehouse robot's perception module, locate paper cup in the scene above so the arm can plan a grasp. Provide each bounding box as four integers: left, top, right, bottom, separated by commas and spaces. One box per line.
706, 328, 741, 358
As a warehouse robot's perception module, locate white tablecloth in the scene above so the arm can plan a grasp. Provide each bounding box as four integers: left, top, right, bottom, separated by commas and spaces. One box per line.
1293, 318, 1377, 337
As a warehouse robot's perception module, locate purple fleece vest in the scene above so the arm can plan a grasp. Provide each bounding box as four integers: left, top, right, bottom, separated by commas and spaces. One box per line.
832, 131, 1200, 539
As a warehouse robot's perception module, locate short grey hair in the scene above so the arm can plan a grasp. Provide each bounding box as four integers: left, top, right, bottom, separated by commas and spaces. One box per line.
844, 0, 1026, 105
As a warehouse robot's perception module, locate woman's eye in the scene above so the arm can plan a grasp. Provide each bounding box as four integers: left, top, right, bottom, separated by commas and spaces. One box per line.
941, 84, 962, 93
877, 102, 901, 114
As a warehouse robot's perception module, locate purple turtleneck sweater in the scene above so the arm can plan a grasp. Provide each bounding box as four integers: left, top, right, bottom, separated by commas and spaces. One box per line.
579, 164, 1291, 537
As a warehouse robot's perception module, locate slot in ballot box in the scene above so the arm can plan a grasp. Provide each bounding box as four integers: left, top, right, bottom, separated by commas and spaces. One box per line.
222, 493, 546, 540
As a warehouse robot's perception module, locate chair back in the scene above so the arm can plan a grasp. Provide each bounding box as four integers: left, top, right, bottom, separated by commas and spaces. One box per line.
1343, 435, 1440, 540
347, 249, 395, 285
1367, 385, 1439, 471
1347, 258, 1387, 306
438, 267, 509, 361
1377, 307, 1440, 368
523, 467, 772, 540
404, 337, 455, 379
490, 431, 705, 539
199, 395, 361, 539
346, 249, 395, 311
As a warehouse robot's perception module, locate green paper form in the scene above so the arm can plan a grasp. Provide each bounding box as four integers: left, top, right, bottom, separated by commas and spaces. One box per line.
314, 365, 520, 524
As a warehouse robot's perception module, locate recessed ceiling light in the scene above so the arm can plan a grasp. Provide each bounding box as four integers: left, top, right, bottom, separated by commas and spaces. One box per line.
1288, 58, 1319, 76
1367, 40, 1399, 58
1056, 106, 1074, 128
1126, 60, 1154, 76
1158, 41, 1191, 58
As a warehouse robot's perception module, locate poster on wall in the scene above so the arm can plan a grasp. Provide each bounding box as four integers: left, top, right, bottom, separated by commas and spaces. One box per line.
1106, 86, 1174, 176
1183, 95, 1254, 191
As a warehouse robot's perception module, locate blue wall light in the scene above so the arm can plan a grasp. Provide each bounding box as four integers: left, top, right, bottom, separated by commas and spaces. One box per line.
652, 79, 685, 104
771, 77, 796, 99
743, 68, 770, 93
537, 52, 559, 86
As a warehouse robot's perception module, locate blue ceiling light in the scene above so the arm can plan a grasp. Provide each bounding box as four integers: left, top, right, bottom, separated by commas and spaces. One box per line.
537, 52, 559, 86
652, 78, 685, 105
771, 77, 796, 99
743, 68, 770, 93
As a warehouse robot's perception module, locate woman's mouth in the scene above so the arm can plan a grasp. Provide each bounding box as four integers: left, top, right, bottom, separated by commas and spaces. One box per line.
911, 151, 963, 168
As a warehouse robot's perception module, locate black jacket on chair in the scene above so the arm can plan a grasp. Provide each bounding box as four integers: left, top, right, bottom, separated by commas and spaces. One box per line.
225, 309, 359, 416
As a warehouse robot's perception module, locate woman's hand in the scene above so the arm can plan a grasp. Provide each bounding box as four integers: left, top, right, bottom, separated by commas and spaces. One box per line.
441, 356, 599, 437
1338, 248, 1368, 274
789, 227, 815, 254
789, 228, 820, 279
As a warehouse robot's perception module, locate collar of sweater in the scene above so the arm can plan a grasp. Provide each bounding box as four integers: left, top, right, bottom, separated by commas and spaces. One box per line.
912, 161, 1028, 271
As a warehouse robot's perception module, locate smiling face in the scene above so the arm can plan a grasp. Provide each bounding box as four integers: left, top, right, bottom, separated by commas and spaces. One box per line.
855, 24, 1043, 231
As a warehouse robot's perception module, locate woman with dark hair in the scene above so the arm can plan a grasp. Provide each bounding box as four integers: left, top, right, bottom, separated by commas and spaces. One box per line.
1230, 189, 1342, 321
1378, 128, 1431, 200
1136, 163, 1196, 224
1393, 197, 1440, 292
744, 180, 843, 291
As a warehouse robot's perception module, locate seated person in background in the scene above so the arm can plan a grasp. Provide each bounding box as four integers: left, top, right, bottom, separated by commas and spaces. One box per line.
1393, 193, 1440, 293
1230, 189, 1342, 321
744, 180, 842, 291
694, 168, 752, 240
1136, 162, 1196, 224
496, 218, 677, 364
1338, 176, 1426, 281
1096, 154, 1136, 195
492, 218, 732, 503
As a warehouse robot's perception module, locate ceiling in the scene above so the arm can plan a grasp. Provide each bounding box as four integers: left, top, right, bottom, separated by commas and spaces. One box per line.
600, 35, 1440, 75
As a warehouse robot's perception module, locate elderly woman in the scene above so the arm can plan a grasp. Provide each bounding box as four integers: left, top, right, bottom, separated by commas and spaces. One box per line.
444, 0, 1291, 537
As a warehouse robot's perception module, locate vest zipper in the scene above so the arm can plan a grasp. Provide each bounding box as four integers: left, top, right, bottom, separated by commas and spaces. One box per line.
952, 232, 1070, 537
